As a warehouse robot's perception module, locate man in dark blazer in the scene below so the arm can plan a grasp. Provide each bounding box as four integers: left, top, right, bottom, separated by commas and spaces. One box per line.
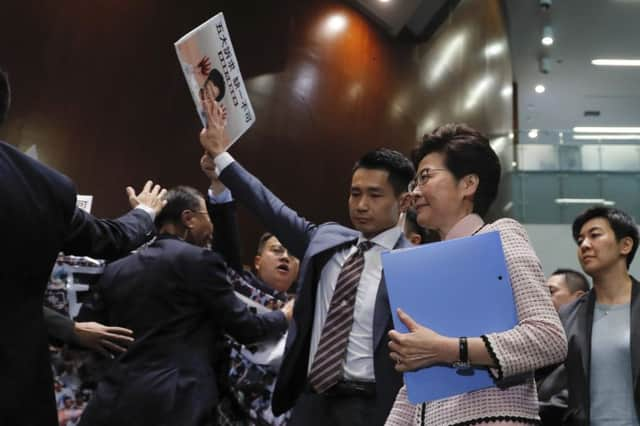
199, 100, 414, 425
77, 186, 292, 426
560, 207, 640, 425
0, 68, 165, 426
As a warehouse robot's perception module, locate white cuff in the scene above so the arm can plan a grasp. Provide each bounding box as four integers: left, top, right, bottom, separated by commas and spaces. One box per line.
213, 152, 235, 176
135, 204, 156, 220
207, 188, 233, 204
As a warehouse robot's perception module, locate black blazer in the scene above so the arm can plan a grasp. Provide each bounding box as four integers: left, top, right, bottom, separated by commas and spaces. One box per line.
559, 276, 640, 425
219, 161, 408, 423
77, 235, 288, 426
0, 141, 154, 426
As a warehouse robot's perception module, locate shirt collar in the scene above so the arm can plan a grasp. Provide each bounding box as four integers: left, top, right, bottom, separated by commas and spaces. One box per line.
357, 226, 403, 250
445, 214, 485, 240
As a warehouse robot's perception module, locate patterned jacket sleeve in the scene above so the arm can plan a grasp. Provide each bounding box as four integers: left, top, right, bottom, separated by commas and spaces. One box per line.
483, 219, 567, 380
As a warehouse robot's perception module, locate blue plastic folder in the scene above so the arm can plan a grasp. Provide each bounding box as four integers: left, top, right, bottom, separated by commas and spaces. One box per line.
381, 231, 517, 403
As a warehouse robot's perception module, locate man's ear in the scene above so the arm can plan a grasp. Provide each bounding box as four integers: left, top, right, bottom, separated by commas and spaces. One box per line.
254, 255, 262, 272
181, 209, 195, 229
409, 233, 422, 246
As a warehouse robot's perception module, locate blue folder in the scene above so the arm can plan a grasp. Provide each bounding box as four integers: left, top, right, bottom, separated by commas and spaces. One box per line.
381, 231, 517, 403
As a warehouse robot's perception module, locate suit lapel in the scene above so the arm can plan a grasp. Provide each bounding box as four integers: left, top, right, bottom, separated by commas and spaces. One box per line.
575, 291, 596, 399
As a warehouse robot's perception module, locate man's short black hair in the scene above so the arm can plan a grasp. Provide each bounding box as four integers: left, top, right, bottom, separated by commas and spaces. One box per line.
404, 208, 439, 245
572, 206, 639, 268
352, 148, 415, 196
551, 268, 590, 293
0, 68, 10, 126
154, 186, 203, 229
256, 232, 275, 255
411, 123, 501, 218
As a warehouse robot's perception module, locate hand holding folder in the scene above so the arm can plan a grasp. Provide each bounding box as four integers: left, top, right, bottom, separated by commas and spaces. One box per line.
381, 231, 518, 403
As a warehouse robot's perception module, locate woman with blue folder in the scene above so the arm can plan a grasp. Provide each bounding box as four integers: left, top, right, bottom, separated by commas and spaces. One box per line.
384, 124, 567, 426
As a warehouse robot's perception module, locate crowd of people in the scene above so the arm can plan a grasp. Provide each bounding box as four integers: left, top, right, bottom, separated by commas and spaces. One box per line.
2, 63, 639, 426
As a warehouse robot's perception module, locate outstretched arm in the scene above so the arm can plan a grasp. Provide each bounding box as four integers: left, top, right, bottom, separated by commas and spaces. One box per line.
199, 98, 316, 258
62, 181, 167, 261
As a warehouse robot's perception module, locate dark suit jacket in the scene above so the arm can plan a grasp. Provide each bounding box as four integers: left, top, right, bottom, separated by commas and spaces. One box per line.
0, 141, 154, 426
77, 235, 288, 426
559, 276, 640, 425
219, 161, 408, 422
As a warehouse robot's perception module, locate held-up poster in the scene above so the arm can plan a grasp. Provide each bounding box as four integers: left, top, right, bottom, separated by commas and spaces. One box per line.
175, 12, 255, 148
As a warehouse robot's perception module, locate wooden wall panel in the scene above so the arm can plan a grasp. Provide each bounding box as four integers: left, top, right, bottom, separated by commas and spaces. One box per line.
0, 0, 512, 263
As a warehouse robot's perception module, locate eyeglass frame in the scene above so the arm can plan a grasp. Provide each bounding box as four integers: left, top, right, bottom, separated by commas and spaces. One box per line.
407, 167, 447, 192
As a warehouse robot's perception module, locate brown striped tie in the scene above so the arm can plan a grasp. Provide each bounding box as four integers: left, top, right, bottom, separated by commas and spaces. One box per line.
308, 240, 374, 393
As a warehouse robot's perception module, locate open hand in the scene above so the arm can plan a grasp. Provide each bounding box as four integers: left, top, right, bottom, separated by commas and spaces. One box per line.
73, 321, 134, 357
199, 98, 229, 158
126, 180, 167, 214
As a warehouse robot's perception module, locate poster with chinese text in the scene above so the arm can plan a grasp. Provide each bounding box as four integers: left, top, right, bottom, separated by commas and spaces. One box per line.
175, 13, 255, 147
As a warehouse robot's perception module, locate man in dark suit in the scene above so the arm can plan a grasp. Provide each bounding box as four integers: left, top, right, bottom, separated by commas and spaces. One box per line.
77, 186, 293, 426
199, 100, 414, 425
0, 68, 166, 426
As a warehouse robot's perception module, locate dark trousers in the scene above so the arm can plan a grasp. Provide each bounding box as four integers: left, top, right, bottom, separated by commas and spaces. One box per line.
288, 391, 379, 426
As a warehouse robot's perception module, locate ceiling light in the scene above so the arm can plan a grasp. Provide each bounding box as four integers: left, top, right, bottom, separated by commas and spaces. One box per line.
555, 198, 615, 206
573, 126, 640, 133
379, 0, 391, 2
573, 134, 640, 140
541, 26, 554, 46
535, 84, 545, 93
528, 129, 539, 139
592, 59, 640, 66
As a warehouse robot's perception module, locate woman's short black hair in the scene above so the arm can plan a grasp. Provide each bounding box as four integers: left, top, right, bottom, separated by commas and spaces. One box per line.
572, 206, 639, 268
411, 123, 501, 218
205, 68, 226, 102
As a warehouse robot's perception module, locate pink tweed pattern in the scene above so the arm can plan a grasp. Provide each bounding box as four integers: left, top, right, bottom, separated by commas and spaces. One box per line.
385, 218, 567, 426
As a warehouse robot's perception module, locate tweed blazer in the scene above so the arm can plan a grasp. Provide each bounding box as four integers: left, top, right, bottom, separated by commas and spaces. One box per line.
385, 217, 567, 426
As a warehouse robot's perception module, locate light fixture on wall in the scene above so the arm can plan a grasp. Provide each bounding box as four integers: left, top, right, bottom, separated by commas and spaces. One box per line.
541, 26, 554, 46
535, 84, 546, 93
528, 129, 539, 139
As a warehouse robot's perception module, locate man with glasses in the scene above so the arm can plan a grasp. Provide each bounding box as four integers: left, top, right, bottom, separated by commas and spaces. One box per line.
198, 99, 415, 426
77, 186, 293, 426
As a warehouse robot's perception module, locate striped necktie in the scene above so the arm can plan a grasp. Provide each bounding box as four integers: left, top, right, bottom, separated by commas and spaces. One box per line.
308, 240, 375, 393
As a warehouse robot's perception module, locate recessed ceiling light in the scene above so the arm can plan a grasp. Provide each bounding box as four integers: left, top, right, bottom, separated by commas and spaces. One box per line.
535, 84, 545, 93
573, 134, 640, 140
379, 0, 391, 2
592, 59, 640, 66
555, 198, 615, 206
541, 26, 554, 46
573, 126, 640, 133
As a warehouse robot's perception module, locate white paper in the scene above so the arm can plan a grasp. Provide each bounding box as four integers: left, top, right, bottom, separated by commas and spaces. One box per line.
175, 12, 255, 147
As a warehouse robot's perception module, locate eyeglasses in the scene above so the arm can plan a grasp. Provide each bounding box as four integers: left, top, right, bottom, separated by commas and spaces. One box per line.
408, 168, 447, 192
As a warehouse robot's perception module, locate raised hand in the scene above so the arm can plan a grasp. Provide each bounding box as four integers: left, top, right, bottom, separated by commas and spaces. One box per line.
199, 98, 229, 158
126, 180, 168, 214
